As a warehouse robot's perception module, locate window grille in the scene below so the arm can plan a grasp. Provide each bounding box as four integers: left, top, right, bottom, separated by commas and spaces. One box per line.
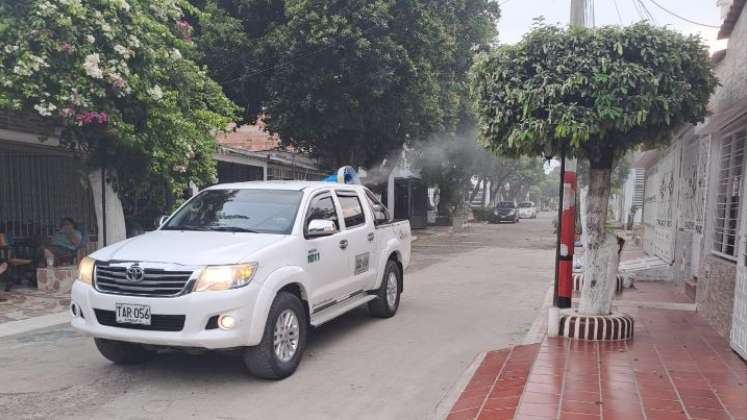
631, 168, 645, 208
713, 129, 747, 259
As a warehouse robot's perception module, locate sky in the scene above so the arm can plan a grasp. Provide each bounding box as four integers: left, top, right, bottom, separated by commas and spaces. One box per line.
498, 0, 727, 53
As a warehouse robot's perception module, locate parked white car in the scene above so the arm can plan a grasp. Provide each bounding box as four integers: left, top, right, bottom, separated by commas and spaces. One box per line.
518, 201, 537, 219
71, 181, 411, 379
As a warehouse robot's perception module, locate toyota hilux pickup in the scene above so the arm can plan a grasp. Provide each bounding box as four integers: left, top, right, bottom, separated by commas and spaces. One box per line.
71, 181, 411, 379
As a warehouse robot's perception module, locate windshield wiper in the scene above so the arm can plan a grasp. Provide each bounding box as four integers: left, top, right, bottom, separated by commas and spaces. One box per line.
208, 226, 259, 233
162, 225, 212, 231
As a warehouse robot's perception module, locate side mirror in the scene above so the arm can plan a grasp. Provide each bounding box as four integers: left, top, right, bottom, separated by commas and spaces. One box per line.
372, 204, 389, 222
159, 215, 169, 227
306, 219, 337, 238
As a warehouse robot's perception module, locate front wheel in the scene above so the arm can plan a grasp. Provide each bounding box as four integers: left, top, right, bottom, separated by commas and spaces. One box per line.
94, 338, 155, 365
369, 260, 401, 318
243, 292, 307, 380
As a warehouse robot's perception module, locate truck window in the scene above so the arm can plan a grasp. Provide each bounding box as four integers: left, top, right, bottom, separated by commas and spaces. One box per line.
163, 189, 302, 234
337, 194, 365, 228
365, 190, 390, 225
305, 195, 339, 232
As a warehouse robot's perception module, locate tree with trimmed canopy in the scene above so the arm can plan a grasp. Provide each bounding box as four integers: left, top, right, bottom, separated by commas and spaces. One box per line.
469, 22, 717, 315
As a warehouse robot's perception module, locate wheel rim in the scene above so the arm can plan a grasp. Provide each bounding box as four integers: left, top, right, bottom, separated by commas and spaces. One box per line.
386, 271, 398, 309
273, 309, 300, 363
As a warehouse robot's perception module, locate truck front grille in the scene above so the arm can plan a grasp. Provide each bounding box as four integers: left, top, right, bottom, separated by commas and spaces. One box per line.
94, 309, 185, 331
94, 265, 194, 297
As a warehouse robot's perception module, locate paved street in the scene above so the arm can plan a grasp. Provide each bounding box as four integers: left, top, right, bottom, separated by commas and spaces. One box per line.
0, 215, 554, 420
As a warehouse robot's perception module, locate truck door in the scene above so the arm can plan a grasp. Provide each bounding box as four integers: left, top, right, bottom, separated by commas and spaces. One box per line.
364, 189, 392, 287
302, 191, 349, 308
335, 190, 377, 293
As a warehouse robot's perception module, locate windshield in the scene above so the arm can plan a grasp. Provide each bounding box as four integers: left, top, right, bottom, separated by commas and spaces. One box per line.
519, 202, 534, 208
496, 202, 515, 208
163, 189, 302, 234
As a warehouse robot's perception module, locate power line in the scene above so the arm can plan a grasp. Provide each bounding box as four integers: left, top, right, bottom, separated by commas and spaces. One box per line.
637, 0, 657, 24
612, 0, 624, 24
630, 0, 645, 21
643, 0, 721, 28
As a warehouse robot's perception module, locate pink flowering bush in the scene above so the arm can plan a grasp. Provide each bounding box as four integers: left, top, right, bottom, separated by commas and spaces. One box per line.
0, 0, 237, 200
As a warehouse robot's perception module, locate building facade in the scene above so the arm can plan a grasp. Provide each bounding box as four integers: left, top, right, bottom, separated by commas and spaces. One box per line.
637, 0, 747, 359
0, 111, 126, 257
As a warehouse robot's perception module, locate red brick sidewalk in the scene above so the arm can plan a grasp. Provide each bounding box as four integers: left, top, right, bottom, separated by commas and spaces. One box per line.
447, 308, 747, 420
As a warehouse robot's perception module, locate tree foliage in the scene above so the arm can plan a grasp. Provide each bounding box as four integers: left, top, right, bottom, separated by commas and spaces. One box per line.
469, 22, 717, 168
193, 0, 499, 167
0, 0, 237, 199
415, 130, 545, 213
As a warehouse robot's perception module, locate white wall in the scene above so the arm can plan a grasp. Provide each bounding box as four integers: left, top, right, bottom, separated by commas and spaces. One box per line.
88, 170, 126, 247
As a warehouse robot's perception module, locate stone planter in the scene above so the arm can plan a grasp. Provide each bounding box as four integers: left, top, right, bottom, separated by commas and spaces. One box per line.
36, 266, 78, 294
572, 271, 625, 295
559, 312, 634, 341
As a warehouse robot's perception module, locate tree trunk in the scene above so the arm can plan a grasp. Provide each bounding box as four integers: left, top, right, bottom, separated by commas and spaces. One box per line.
469, 177, 484, 203
578, 163, 619, 315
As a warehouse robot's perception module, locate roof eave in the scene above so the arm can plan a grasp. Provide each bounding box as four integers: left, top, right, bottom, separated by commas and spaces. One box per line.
718, 0, 746, 40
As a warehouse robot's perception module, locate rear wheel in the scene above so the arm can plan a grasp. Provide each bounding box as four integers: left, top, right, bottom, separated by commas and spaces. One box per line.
243, 292, 307, 380
369, 260, 401, 318
94, 338, 155, 365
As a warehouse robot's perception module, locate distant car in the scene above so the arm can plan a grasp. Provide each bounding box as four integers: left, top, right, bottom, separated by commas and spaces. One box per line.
489, 201, 519, 223
518, 201, 537, 219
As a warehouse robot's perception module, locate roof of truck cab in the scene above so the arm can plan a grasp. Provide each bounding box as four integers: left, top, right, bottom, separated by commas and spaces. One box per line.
205, 180, 365, 192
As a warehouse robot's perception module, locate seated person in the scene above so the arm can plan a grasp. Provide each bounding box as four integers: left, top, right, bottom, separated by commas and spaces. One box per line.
42, 218, 82, 266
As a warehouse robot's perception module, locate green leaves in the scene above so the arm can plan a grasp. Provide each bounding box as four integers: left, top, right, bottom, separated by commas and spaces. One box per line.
469, 23, 717, 166
0, 0, 238, 201
194, 0, 500, 166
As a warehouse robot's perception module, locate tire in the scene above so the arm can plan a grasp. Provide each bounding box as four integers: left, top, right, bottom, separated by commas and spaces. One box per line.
243, 292, 307, 380
94, 338, 155, 365
368, 259, 401, 318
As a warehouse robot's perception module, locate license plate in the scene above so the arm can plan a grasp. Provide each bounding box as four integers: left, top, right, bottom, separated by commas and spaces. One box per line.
115, 303, 151, 325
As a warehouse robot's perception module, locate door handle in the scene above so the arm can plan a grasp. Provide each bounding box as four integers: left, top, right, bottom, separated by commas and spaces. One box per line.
367, 232, 375, 242
339, 239, 349, 250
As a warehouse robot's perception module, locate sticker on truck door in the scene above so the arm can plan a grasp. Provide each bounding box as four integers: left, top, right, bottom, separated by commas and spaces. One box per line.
354, 253, 370, 275
307, 249, 320, 263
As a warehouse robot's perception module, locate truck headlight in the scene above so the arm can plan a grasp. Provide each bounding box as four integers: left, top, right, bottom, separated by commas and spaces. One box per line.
195, 263, 258, 292
78, 256, 95, 285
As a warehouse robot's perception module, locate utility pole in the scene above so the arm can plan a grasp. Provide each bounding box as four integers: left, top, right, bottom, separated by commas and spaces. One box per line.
549, 0, 590, 335
570, 0, 588, 27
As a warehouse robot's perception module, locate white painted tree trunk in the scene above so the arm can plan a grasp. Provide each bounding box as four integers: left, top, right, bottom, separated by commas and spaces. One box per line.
579, 186, 589, 257
578, 167, 619, 315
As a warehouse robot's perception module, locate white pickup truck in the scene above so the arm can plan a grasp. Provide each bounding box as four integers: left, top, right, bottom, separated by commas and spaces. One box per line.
71, 181, 411, 379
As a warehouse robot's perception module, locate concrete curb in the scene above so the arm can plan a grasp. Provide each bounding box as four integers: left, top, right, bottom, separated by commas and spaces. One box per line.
522, 282, 553, 345
433, 351, 486, 420
0, 311, 70, 338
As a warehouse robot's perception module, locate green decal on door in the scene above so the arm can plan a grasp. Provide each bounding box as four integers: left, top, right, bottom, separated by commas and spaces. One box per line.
308, 249, 320, 263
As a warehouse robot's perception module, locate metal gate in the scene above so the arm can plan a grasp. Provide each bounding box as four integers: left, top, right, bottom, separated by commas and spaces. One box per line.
0, 144, 98, 243
643, 146, 676, 263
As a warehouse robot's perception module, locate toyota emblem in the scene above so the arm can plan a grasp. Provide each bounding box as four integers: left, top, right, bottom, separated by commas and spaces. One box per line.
125, 264, 145, 282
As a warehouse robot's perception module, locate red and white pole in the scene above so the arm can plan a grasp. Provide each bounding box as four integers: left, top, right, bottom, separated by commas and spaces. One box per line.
557, 169, 576, 308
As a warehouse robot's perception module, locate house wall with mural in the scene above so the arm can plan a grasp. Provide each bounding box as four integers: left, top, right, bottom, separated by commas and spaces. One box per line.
636, 1, 747, 345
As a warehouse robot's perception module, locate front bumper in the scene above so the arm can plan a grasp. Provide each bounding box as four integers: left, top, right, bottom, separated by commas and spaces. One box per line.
491, 214, 516, 222
70, 281, 265, 349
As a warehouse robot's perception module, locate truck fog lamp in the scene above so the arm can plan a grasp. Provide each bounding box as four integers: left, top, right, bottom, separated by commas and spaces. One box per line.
218, 315, 236, 330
